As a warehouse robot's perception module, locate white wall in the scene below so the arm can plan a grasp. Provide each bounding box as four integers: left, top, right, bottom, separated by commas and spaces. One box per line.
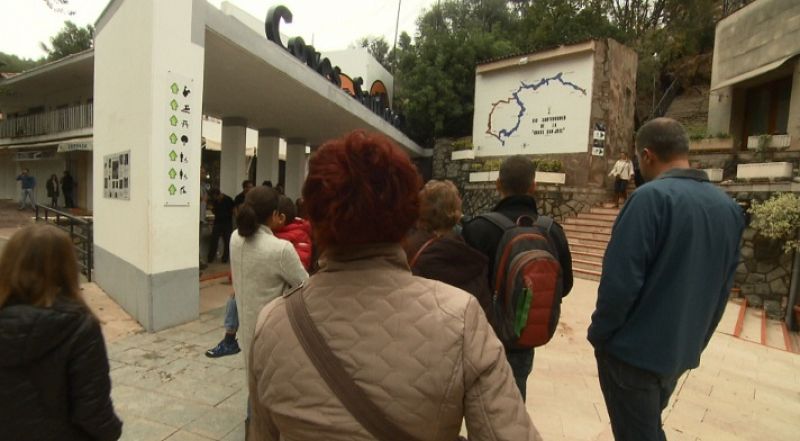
472, 51, 595, 156
94, 0, 155, 272
323, 48, 394, 102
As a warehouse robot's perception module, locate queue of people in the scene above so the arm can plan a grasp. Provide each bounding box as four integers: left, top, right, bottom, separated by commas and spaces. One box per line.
0, 117, 744, 441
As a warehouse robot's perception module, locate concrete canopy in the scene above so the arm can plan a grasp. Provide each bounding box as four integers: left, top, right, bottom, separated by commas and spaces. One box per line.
202, 4, 428, 157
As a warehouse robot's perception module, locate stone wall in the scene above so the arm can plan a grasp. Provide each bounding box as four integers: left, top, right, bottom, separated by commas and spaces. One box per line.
726, 183, 799, 318
433, 138, 610, 219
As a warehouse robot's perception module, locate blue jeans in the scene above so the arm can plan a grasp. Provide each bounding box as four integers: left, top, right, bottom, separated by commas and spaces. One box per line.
596, 350, 680, 441
506, 348, 534, 402
19, 188, 36, 209
224, 295, 239, 332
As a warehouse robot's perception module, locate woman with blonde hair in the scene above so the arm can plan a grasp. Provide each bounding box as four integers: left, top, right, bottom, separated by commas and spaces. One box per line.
405, 180, 492, 309
0, 225, 122, 440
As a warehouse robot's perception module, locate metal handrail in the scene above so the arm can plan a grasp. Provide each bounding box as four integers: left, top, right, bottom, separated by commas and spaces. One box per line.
35, 205, 94, 282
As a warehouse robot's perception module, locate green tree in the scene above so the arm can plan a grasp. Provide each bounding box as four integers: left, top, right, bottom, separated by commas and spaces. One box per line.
40, 21, 94, 61
356, 36, 392, 71
0, 53, 44, 73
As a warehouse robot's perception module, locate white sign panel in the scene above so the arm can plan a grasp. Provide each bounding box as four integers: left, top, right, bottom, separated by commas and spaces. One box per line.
164, 72, 195, 206
472, 52, 594, 157
104, 150, 130, 200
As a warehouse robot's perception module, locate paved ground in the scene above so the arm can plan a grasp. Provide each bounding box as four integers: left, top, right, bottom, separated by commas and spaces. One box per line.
101, 278, 799, 441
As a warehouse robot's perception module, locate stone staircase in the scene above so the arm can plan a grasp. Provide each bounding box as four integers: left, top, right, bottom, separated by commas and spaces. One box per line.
562, 204, 620, 281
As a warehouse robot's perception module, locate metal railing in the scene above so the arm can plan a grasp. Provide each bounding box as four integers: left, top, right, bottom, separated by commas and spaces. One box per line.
35, 205, 94, 282
649, 78, 682, 121
0, 102, 93, 139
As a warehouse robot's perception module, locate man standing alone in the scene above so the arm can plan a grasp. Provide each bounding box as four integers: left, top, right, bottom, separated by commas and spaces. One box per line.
16, 168, 36, 210
61, 170, 75, 209
588, 118, 744, 440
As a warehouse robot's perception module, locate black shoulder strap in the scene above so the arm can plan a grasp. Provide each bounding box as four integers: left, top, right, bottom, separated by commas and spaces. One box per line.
478, 212, 516, 231
285, 290, 422, 441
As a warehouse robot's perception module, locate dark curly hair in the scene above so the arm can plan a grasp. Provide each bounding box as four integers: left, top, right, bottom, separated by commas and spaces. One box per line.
303, 130, 422, 249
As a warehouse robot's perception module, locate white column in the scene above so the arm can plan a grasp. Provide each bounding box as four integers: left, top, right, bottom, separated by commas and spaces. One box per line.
285, 138, 307, 201
93, 0, 204, 331
220, 117, 247, 196
787, 60, 800, 150
257, 129, 280, 186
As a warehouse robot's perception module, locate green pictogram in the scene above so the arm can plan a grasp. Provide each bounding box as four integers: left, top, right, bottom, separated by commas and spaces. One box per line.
169, 133, 178, 144
168, 168, 177, 179
170, 99, 179, 110
170, 83, 179, 94
169, 150, 177, 161
169, 115, 178, 126
168, 184, 177, 195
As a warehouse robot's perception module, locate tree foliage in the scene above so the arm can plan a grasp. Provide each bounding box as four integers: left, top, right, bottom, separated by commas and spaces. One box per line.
356, 36, 392, 71
0, 53, 43, 73
40, 21, 94, 62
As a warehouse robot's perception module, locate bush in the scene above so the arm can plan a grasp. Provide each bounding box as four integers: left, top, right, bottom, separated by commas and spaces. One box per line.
749, 193, 800, 253
535, 159, 564, 173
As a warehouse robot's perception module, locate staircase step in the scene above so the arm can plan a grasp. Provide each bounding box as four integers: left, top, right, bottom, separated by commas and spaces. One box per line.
563, 217, 615, 228
570, 244, 607, 255
566, 237, 610, 249
563, 223, 613, 235
565, 230, 612, 241
572, 251, 604, 263
590, 207, 620, 216
765, 319, 786, 350
576, 213, 618, 223
574, 267, 602, 281
573, 259, 603, 272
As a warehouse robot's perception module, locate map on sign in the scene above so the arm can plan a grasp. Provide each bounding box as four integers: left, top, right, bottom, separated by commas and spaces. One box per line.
473, 52, 594, 157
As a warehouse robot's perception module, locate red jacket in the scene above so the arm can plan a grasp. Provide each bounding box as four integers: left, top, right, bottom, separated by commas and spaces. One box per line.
274, 219, 313, 270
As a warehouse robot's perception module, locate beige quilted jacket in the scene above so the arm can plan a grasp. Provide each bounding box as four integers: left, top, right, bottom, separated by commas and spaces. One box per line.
249, 244, 540, 441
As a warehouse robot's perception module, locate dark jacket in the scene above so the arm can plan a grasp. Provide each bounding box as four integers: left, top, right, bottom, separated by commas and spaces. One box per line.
405, 230, 492, 310
62, 174, 75, 194
212, 194, 235, 226
588, 168, 745, 377
47, 178, 60, 198
0, 298, 122, 441
462, 195, 574, 297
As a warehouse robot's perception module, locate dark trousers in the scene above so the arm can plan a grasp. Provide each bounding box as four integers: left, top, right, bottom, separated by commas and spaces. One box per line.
596, 350, 680, 441
63, 191, 75, 208
506, 348, 534, 402
208, 222, 232, 263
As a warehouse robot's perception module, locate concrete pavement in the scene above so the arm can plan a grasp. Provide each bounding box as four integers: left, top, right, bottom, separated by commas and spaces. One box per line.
101, 277, 799, 441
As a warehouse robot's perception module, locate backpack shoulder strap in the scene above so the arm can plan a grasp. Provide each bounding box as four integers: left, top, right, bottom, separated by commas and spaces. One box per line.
478, 212, 516, 231
534, 215, 554, 235
409, 236, 438, 269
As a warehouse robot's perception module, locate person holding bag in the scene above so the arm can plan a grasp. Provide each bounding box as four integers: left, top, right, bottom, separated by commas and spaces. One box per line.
248, 130, 539, 441
609, 152, 634, 207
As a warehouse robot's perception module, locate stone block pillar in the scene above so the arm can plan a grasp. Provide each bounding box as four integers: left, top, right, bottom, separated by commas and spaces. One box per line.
257, 129, 280, 186
285, 138, 307, 201
220, 117, 248, 197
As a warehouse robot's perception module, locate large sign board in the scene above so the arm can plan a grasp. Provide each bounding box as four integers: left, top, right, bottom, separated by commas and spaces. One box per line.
472, 52, 594, 157
163, 72, 195, 207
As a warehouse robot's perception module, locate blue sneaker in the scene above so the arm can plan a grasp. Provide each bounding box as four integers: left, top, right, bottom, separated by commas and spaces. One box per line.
205, 339, 241, 358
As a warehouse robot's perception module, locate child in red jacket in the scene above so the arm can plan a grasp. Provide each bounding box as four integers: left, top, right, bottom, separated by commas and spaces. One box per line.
274, 196, 313, 270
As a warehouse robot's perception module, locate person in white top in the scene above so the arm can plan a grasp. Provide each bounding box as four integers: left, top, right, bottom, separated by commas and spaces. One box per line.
609, 152, 634, 207
229, 186, 309, 376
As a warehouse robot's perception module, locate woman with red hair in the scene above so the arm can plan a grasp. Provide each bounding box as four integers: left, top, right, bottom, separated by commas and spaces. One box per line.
248, 131, 538, 440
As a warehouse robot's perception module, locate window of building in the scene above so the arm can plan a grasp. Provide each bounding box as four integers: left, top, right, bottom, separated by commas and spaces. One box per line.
743, 76, 793, 138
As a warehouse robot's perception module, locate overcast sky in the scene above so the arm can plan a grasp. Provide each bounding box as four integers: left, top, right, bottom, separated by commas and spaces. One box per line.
0, 0, 437, 59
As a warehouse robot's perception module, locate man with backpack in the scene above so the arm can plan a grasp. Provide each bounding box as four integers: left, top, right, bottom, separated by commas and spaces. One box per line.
463, 155, 573, 401
588, 118, 744, 441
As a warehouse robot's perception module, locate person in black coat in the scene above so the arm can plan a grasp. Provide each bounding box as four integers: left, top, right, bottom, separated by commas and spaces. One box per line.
404, 180, 492, 310
462, 155, 574, 402
207, 188, 235, 263
62, 170, 76, 208
46, 174, 60, 208
0, 224, 122, 441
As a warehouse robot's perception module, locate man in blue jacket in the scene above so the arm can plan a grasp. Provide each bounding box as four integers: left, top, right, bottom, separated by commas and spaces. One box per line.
16, 168, 37, 211
588, 118, 744, 441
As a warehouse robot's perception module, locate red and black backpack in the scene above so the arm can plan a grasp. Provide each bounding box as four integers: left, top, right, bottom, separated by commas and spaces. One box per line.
479, 212, 564, 349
